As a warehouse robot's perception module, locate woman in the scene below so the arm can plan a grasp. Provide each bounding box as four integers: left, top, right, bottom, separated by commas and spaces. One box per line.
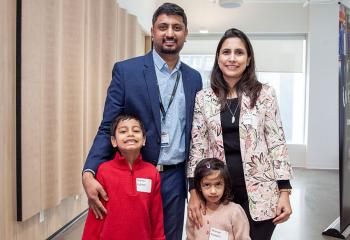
187, 28, 293, 240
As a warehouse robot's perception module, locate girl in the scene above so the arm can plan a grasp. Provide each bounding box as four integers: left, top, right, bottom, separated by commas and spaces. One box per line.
186, 158, 251, 240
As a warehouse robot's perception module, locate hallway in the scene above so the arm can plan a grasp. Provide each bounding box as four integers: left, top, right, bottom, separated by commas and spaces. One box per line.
52, 168, 348, 240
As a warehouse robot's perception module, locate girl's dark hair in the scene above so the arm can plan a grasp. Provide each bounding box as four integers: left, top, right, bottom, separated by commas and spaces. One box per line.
194, 158, 232, 205
110, 114, 146, 138
152, 3, 187, 27
211, 28, 262, 109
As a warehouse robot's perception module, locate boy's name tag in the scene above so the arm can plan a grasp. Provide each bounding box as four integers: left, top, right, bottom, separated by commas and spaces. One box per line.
209, 227, 229, 240
136, 178, 152, 193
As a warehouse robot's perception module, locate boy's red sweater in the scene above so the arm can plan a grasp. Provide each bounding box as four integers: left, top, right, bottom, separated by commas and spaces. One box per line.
82, 153, 165, 240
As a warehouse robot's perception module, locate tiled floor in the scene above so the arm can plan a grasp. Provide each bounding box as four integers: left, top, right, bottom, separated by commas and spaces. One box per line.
54, 168, 350, 240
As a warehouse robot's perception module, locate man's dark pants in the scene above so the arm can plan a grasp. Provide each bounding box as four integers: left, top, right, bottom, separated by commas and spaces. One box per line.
160, 164, 186, 240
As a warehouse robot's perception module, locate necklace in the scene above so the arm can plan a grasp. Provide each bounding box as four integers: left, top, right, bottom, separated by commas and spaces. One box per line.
226, 99, 240, 124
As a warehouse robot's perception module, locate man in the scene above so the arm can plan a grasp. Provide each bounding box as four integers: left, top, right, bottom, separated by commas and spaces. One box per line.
82, 3, 202, 239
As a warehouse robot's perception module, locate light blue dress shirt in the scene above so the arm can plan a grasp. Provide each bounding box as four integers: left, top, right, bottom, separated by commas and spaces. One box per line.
152, 50, 186, 165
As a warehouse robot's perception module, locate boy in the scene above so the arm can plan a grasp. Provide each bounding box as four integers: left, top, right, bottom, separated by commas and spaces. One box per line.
82, 114, 165, 240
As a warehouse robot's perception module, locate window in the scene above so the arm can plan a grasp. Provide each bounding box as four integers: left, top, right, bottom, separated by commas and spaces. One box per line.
181, 55, 214, 89
181, 34, 306, 144
257, 72, 305, 144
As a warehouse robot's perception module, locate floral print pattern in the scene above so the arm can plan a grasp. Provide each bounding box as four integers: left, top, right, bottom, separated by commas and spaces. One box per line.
188, 85, 293, 221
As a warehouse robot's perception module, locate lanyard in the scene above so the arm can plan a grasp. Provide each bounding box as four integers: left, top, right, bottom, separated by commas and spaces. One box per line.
157, 72, 181, 122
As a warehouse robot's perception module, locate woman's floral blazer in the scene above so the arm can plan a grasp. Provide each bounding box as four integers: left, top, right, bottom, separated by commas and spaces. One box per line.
187, 84, 293, 221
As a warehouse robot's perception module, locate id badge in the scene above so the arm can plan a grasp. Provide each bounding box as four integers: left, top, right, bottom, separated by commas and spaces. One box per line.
209, 227, 229, 240
161, 132, 170, 148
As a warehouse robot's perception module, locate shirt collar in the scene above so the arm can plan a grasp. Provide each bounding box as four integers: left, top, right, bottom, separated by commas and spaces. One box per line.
113, 152, 143, 170
152, 49, 181, 74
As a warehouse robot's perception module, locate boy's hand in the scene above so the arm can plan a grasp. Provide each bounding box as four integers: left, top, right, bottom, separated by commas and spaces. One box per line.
82, 172, 108, 219
188, 189, 205, 229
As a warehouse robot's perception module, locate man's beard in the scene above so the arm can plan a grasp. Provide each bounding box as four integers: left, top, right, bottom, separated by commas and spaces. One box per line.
159, 47, 180, 55
157, 38, 184, 55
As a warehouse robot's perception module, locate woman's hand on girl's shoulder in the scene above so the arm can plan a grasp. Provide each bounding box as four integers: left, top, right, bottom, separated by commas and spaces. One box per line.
188, 189, 205, 229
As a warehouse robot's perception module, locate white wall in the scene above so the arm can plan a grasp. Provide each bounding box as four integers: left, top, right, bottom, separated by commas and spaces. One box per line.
116, 0, 156, 32
306, 2, 339, 169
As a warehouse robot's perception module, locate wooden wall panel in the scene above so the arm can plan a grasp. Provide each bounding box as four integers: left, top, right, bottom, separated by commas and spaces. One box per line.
145, 36, 152, 53
99, 0, 118, 98
0, 0, 17, 238
55, 0, 85, 200
126, 14, 137, 58
39, 0, 61, 210
135, 27, 146, 57
116, 7, 126, 61
20, 0, 86, 220
84, 0, 103, 156
0, 0, 146, 238
84, 0, 118, 158
21, 0, 43, 219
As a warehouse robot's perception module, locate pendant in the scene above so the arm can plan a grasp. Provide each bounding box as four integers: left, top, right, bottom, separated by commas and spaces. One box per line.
232, 116, 235, 124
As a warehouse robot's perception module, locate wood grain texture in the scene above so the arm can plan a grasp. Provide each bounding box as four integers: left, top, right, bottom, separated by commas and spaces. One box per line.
1, 0, 145, 238
1, 0, 18, 238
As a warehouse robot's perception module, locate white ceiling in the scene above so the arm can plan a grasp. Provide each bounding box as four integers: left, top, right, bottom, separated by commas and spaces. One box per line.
118, 0, 339, 34
155, 0, 310, 34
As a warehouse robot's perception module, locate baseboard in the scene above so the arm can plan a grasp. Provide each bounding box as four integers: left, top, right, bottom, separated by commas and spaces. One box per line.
46, 209, 88, 240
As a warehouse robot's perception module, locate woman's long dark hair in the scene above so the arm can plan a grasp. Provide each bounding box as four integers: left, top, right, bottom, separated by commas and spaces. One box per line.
211, 28, 262, 109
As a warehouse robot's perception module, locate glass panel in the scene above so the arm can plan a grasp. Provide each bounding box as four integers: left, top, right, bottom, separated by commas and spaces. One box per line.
181, 55, 214, 89
257, 72, 306, 144
181, 55, 306, 144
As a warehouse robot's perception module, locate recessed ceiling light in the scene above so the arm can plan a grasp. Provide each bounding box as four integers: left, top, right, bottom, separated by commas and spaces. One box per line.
199, 29, 209, 34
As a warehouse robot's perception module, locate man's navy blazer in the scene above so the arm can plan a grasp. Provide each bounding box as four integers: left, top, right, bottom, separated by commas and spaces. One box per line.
84, 51, 203, 172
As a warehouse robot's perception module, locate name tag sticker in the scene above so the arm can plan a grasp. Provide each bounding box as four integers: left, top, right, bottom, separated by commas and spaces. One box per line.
251, 115, 259, 128
242, 113, 253, 125
209, 227, 229, 240
136, 178, 152, 193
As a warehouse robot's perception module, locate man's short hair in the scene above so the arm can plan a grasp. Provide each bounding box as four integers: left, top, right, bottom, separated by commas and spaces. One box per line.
152, 2, 187, 27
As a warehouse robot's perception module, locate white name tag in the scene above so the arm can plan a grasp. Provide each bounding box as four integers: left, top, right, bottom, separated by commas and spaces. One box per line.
242, 113, 253, 125
243, 113, 258, 128
251, 115, 259, 128
209, 227, 229, 240
136, 178, 152, 193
